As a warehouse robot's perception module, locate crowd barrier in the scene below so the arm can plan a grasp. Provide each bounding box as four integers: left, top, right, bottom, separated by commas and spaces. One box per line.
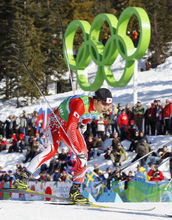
0, 180, 172, 202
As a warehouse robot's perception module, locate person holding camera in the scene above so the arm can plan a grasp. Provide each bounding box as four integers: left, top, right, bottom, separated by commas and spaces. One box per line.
147, 163, 164, 181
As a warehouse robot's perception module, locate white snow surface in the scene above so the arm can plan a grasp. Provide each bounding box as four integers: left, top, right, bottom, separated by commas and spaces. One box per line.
1, 56, 172, 219
0, 200, 172, 220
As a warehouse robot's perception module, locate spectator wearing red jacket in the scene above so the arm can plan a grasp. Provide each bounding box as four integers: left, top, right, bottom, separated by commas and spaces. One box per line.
11, 133, 17, 141
148, 163, 164, 181
118, 109, 129, 141
163, 99, 172, 134
0, 135, 7, 151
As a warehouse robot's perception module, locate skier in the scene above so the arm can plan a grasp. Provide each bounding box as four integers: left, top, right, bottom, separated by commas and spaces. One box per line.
14, 88, 112, 204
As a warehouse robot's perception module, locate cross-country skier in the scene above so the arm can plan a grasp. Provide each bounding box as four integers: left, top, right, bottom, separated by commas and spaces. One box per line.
14, 88, 112, 204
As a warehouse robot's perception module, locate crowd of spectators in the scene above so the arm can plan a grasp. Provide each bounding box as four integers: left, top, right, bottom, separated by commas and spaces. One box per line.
0, 97, 172, 189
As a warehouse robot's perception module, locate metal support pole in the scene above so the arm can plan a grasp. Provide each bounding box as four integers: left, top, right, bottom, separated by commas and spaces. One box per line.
133, 60, 138, 105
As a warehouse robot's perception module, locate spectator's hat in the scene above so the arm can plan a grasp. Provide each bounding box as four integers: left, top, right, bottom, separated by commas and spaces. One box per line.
137, 100, 141, 103
99, 114, 104, 119
130, 120, 135, 125
140, 138, 146, 143
139, 167, 146, 172
94, 88, 112, 104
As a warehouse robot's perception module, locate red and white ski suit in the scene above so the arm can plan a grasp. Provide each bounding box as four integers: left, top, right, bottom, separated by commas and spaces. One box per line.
27, 95, 99, 183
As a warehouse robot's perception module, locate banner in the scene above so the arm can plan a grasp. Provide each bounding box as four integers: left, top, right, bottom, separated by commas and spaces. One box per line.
0, 180, 172, 202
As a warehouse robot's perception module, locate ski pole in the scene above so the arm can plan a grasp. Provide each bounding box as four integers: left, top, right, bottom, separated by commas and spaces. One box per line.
11, 44, 79, 155
164, 177, 172, 191
121, 150, 155, 172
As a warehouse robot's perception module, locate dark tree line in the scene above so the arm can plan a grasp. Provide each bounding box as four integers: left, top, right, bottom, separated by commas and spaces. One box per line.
0, 0, 171, 105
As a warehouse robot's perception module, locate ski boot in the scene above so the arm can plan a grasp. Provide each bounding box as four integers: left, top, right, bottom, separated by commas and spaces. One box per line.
13, 169, 31, 189
69, 183, 89, 204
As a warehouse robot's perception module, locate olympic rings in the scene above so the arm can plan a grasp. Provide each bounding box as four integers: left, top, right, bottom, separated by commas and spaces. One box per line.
63, 7, 151, 91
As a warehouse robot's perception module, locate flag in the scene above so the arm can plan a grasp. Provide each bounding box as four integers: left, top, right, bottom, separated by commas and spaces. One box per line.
42, 108, 51, 133
35, 108, 44, 132
83, 171, 97, 188
118, 181, 125, 193
36, 107, 51, 134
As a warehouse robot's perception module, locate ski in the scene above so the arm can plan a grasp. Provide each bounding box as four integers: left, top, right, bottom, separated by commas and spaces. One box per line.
0, 188, 70, 201
46, 201, 155, 212
0, 187, 156, 212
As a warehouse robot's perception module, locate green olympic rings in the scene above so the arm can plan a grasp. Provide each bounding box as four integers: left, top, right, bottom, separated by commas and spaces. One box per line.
63, 7, 151, 91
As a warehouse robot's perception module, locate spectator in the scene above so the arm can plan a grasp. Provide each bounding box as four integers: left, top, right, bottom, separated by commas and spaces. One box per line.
104, 167, 113, 180
147, 163, 164, 181
145, 60, 152, 70
96, 115, 107, 140
5, 170, 14, 182
16, 163, 23, 171
134, 166, 147, 182
155, 99, 163, 135
8, 136, 19, 153
125, 104, 134, 124
47, 153, 60, 175
104, 145, 113, 160
90, 119, 97, 138
144, 103, 155, 135
0, 166, 6, 182
17, 135, 26, 151
134, 101, 144, 132
116, 104, 123, 134
127, 120, 137, 141
20, 110, 28, 135
157, 145, 172, 163
0, 135, 7, 152
4, 115, 13, 138
104, 108, 112, 138
0, 120, 5, 137
35, 133, 44, 145
102, 34, 109, 45
170, 158, 172, 178
118, 109, 129, 141
163, 99, 172, 135
110, 143, 127, 166
111, 132, 120, 150
132, 138, 152, 166
31, 111, 38, 134
128, 130, 140, 152
53, 168, 61, 181
60, 170, 67, 182
93, 163, 100, 175
125, 171, 134, 189
88, 135, 104, 159
38, 171, 49, 182
110, 104, 118, 134
107, 165, 127, 189
96, 170, 105, 182
58, 148, 67, 171
65, 151, 75, 172
86, 135, 94, 160
131, 30, 139, 47
23, 140, 43, 163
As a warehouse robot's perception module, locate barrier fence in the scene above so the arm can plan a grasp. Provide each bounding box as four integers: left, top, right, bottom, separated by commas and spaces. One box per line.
0, 180, 172, 202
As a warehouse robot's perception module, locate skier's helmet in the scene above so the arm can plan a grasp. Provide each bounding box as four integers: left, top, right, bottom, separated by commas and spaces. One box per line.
94, 88, 112, 105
